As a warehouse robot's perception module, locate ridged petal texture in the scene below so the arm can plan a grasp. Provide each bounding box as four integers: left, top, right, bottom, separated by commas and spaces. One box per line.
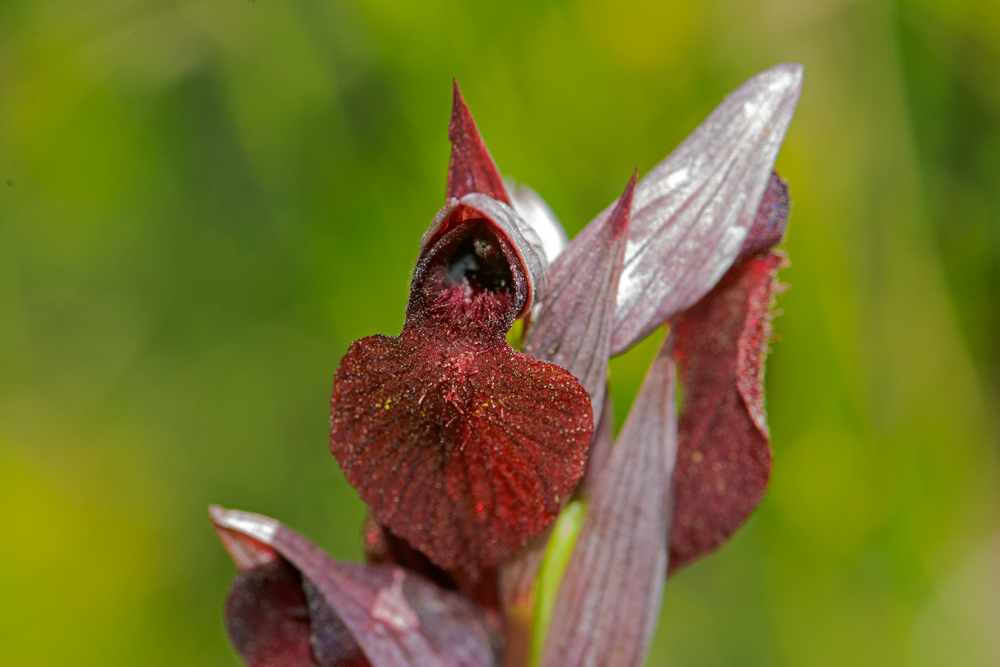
669, 252, 785, 572
570, 63, 802, 355
542, 337, 677, 667
212, 507, 497, 667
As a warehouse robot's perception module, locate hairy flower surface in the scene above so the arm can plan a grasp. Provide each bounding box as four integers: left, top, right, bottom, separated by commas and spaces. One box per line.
213, 64, 803, 667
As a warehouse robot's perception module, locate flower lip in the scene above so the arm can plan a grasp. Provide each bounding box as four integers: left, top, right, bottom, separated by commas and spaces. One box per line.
330, 192, 591, 573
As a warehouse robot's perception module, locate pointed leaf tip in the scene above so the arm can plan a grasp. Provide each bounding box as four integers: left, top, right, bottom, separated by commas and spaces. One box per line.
610, 170, 638, 237
447, 81, 510, 205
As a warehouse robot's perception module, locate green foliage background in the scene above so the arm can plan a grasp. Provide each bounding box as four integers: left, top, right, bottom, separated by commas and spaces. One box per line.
1, 0, 998, 664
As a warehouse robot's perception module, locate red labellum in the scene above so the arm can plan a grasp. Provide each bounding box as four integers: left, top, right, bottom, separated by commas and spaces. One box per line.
331, 203, 593, 572
447, 80, 511, 205
669, 252, 785, 573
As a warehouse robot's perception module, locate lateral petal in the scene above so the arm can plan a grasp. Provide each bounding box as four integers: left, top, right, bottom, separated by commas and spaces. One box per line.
669, 252, 785, 573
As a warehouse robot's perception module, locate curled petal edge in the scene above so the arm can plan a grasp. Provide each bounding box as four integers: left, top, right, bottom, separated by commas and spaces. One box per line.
211, 506, 498, 667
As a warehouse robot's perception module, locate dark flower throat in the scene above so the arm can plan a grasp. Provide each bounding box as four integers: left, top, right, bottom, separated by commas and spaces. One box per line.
410, 219, 523, 335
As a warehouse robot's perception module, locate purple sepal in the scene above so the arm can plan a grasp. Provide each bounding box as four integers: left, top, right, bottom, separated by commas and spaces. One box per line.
568, 63, 801, 355
542, 335, 677, 667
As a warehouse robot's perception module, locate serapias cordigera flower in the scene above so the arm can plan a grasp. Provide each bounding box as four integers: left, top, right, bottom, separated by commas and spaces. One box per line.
212, 62, 803, 667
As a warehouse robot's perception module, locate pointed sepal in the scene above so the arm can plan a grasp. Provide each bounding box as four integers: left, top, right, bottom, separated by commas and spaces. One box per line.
522, 172, 635, 425
447, 81, 510, 205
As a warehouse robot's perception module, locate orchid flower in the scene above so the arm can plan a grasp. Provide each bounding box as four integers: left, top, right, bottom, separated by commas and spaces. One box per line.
211, 63, 803, 667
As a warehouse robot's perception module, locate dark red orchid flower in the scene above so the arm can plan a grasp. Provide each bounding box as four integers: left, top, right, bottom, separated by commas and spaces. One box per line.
213, 63, 803, 667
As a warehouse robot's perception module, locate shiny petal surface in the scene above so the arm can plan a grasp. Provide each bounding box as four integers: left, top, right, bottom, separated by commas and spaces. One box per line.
542, 336, 677, 667
522, 173, 635, 426
447, 80, 510, 205
506, 179, 569, 264
211, 507, 497, 667
213, 510, 370, 667
575, 63, 802, 355
669, 252, 785, 572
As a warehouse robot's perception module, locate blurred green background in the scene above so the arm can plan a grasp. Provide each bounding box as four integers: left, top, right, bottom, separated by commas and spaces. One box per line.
1, 0, 998, 665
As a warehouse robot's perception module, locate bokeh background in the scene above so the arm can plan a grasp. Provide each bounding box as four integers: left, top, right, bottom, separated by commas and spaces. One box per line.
2, 0, 999, 665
